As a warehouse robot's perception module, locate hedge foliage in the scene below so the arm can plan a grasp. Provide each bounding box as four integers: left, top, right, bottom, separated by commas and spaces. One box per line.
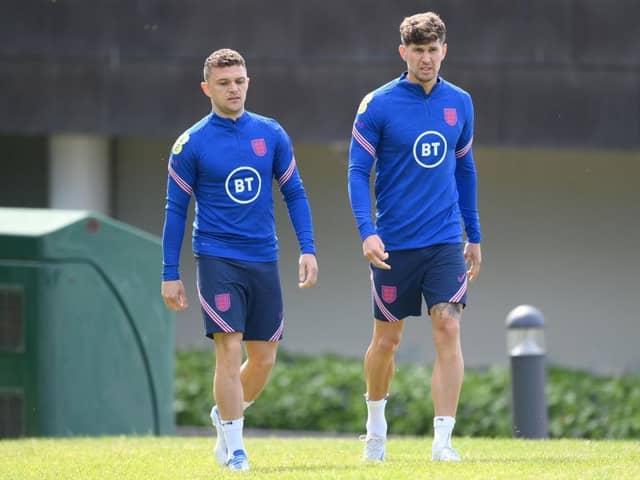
174, 350, 640, 439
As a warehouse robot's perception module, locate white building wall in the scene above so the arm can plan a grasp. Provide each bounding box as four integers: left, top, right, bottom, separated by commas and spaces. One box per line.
49, 134, 111, 215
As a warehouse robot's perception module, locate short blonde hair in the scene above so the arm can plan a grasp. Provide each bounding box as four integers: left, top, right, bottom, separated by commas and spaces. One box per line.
203, 49, 246, 81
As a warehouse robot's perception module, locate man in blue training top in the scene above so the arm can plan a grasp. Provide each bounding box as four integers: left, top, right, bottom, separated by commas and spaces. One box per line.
348, 12, 482, 463
161, 48, 318, 472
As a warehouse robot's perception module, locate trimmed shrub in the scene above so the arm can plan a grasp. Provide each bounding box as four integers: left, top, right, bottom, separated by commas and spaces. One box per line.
175, 350, 640, 438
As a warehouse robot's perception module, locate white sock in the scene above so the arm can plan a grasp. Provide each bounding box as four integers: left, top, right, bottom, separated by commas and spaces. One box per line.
221, 416, 245, 457
211, 400, 253, 425
433, 416, 455, 448
365, 395, 388, 438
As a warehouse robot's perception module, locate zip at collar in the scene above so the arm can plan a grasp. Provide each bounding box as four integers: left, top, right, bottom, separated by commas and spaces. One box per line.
397, 72, 443, 97
208, 110, 250, 127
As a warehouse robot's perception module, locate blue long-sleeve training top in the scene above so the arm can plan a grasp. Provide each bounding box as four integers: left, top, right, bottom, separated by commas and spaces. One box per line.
348, 73, 482, 250
162, 110, 316, 281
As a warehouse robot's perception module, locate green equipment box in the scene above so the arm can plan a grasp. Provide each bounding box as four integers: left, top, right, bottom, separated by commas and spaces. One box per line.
0, 208, 174, 437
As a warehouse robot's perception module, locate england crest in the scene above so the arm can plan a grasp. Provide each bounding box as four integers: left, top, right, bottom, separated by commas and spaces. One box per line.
214, 293, 231, 312
251, 138, 267, 157
444, 108, 457, 126
381, 285, 397, 303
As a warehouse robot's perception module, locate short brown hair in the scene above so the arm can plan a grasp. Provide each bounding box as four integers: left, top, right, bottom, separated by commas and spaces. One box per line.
203, 48, 246, 80
399, 12, 446, 45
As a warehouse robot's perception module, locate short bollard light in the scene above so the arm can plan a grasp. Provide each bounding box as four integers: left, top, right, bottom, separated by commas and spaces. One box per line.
506, 305, 548, 438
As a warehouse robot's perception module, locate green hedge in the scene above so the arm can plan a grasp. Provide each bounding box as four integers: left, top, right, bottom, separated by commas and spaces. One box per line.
174, 350, 640, 439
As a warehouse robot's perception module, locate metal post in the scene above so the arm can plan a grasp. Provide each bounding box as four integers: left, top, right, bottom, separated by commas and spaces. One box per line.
506, 305, 548, 438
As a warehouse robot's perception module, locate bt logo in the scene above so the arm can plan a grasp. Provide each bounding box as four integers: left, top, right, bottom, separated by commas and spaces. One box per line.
412, 130, 447, 168
225, 166, 261, 204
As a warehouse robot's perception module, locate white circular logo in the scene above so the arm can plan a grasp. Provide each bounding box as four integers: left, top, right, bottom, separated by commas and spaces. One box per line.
412, 130, 447, 168
225, 166, 261, 204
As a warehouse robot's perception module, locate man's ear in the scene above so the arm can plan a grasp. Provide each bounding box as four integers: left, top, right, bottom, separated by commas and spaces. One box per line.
200, 81, 210, 98
398, 44, 406, 61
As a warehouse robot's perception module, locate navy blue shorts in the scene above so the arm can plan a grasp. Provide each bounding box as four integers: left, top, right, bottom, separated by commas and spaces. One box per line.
370, 243, 468, 322
196, 255, 284, 341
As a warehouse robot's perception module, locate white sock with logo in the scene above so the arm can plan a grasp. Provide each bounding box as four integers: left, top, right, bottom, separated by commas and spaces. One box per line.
365, 395, 388, 438
433, 416, 455, 448
211, 400, 253, 425
221, 416, 245, 458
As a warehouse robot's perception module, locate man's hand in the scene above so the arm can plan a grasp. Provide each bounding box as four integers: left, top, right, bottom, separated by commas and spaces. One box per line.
464, 242, 482, 281
298, 253, 318, 288
161, 280, 189, 311
363, 234, 391, 270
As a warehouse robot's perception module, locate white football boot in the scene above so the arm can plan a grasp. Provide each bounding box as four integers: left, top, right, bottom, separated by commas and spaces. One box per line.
209, 406, 227, 466
226, 449, 250, 472
431, 445, 461, 462
362, 435, 386, 461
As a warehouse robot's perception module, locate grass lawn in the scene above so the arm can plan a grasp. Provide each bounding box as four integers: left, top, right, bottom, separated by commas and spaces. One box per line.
1, 436, 638, 479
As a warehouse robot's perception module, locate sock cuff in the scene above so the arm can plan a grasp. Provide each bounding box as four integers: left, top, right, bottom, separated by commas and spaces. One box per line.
434, 416, 455, 428
221, 416, 244, 431
364, 393, 389, 404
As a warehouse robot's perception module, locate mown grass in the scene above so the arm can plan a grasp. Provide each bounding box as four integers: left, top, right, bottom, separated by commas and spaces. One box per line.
1, 436, 639, 479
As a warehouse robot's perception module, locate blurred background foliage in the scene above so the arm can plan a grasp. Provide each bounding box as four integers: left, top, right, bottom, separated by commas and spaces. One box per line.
175, 350, 640, 439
